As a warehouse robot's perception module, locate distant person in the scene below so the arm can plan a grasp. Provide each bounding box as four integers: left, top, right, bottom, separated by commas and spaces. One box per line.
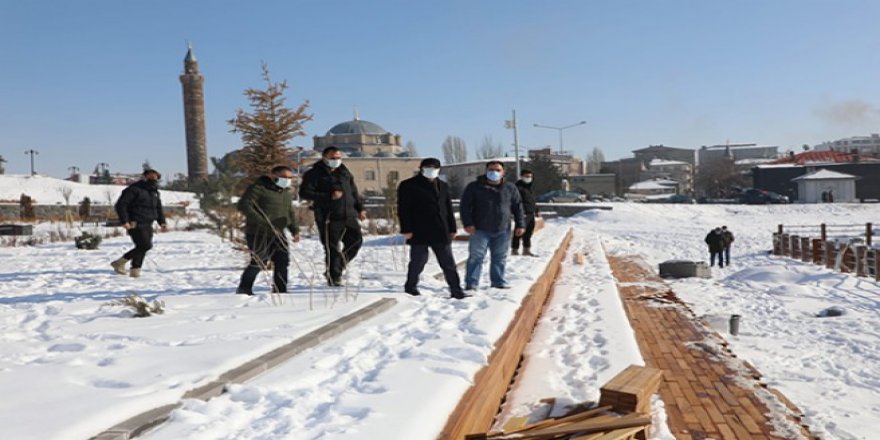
300, 146, 366, 286
397, 158, 466, 299
704, 227, 725, 268
235, 165, 301, 295
111, 169, 167, 278
460, 161, 525, 290
821, 191, 828, 203
721, 225, 735, 266
511, 169, 539, 256
827, 189, 834, 203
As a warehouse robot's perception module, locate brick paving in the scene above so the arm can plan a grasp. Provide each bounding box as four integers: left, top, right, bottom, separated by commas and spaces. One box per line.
607, 255, 813, 440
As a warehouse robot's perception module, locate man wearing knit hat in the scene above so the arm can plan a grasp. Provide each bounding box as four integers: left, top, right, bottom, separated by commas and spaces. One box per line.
397, 158, 467, 299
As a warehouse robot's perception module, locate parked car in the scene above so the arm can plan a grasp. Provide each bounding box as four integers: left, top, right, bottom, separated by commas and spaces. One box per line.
667, 194, 695, 204
537, 191, 587, 203
738, 188, 789, 204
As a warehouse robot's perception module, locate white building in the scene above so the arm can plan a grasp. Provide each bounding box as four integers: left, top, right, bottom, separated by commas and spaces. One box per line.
791, 169, 858, 203
813, 134, 880, 156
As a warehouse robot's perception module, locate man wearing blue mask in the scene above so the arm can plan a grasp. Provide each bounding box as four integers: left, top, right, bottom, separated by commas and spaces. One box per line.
236, 165, 301, 295
397, 158, 466, 298
459, 160, 526, 290
300, 146, 366, 286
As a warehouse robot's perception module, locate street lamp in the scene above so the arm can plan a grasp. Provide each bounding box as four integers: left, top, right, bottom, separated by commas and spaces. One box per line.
24, 149, 39, 176
504, 110, 521, 177
533, 121, 586, 152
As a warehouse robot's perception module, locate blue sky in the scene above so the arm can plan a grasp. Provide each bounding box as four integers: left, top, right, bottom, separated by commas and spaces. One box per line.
2, 0, 879, 178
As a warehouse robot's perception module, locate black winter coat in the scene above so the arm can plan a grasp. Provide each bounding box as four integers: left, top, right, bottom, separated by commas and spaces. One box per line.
115, 180, 165, 226
705, 231, 725, 252
515, 180, 538, 215
460, 176, 525, 233
299, 161, 364, 222
397, 175, 456, 245
237, 176, 299, 236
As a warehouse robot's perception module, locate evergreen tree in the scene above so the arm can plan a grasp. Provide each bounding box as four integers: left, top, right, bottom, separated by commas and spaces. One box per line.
522, 155, 567, 196
229, 63, 312, 184
0, 155, 6, 174
196, 157, 245, 243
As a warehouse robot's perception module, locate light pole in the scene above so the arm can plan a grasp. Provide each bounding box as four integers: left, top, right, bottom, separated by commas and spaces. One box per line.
294, 147, 304, 201
533, 121, 586, 152
24, 149, 39, 175
504, 110, 521, 177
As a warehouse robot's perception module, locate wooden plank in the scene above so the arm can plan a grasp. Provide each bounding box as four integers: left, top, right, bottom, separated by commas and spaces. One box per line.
591, 426, 647, 440
501, 416, 530, 432
493, 414, 652, 440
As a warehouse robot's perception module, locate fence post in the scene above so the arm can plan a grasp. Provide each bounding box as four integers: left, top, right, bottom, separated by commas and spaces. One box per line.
812, 239, 823, 264
791, 235, 800, 259
867, 223, 873, 247
821, 223, 827, 241
773, 233, 782, 256
782, 234, 791, 256
801, 237, 812, 262
778, 224, 784, 235
825, 241, 836, 269
855, 245, 867, 277
876, 249, 880, 282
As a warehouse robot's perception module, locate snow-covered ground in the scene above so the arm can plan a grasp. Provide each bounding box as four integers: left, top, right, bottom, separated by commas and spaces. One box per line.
0, 174, 197, 207
579, 202, 880, 440
1, 202, 878, 440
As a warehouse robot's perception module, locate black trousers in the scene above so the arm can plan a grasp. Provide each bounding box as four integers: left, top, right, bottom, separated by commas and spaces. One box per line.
406, 243, 462, 294
710, 251, 725, 268
317, 218, 363, 281
238, 232, 290, 293
123, 226, 154, 269
724, 247, 731, 265
511, 214, 536, 250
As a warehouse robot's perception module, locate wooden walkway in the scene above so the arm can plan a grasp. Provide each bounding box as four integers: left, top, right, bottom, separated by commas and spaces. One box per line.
607, 255, 813, 440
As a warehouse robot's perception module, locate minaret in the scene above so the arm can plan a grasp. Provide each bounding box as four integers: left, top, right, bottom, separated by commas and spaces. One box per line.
179, 43, 209, 182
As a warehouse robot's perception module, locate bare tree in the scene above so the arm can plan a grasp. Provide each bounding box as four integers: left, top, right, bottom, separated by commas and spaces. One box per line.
476, 136, 504, 159
586, 147, 606, 174
405, 141, 418, 157
441, 136, 468, 164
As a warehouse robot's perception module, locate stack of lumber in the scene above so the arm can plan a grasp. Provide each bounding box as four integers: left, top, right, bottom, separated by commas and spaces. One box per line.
465, 406, 651, 440
598, 365, 663, 414
466, 365, 662, 440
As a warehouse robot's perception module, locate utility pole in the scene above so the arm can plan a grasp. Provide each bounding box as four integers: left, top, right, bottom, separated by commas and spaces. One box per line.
505, 110, 521, 178
533, 121, 587, 152
24, 149, 39, 176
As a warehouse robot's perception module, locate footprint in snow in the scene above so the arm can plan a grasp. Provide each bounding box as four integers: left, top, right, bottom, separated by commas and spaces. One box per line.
48, 343, 86, 352
93, 379, 131, 389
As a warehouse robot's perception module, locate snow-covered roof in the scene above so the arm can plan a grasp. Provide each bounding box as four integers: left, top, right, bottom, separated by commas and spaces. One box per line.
648, 158, 688, 167
628, 179, 678, 190
735, 158, 777, 165
0, 174, 198, 207
791, 169, 858, 181
442, 157, 519, 167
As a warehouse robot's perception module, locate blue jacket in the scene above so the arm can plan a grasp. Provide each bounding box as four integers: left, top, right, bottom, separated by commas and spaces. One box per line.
460, 176, 525, 233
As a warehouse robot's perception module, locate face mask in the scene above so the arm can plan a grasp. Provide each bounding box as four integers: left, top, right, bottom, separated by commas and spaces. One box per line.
421, 168, 440, 179
522, 177, 533, 184
325, 159, 342, 169
486, 170, 503, 181
275, 177, 292, 188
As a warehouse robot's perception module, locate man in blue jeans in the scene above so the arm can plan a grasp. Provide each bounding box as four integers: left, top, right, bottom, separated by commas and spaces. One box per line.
460, 160, 526, 290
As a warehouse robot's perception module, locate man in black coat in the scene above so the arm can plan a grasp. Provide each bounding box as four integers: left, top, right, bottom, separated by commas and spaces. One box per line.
705, 227, 725, 268
299, 146, 366, 286
511, 169, 539, 256
397, 158, 466, 299
111, 169, 168, 278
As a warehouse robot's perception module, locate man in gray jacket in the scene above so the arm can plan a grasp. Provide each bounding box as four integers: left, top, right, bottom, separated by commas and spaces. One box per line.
460, 160, 525, 290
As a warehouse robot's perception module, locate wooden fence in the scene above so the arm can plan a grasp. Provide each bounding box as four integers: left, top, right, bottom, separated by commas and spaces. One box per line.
772, 223, 878, 281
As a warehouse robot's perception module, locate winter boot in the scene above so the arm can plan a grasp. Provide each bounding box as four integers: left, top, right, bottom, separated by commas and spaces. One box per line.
523, 248, 537, 257
110, 258, 129, 275
129, 268, 142, 278
511, 248, 520, 256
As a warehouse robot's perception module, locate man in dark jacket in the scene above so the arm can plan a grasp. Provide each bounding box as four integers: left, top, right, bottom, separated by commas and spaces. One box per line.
721, 225, 734, 267
299, 146, 366, 286
511, 169, 539, 256
398, 158, 466, 299
111, 169, 167, 278
236, 165, 301, 295
460, 160, 525, 290
705, 227, 725, 268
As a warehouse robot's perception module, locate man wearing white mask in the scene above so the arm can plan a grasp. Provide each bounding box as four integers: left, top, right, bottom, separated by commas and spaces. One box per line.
236, 165, 301, 295
300, 146, 366, 286
460, 160, 526, 290
512, 169, 539, 256
397, 158, 466, 298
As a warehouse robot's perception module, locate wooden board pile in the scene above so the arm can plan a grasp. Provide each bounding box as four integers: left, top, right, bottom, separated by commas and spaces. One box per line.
466, 365, 662, 440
